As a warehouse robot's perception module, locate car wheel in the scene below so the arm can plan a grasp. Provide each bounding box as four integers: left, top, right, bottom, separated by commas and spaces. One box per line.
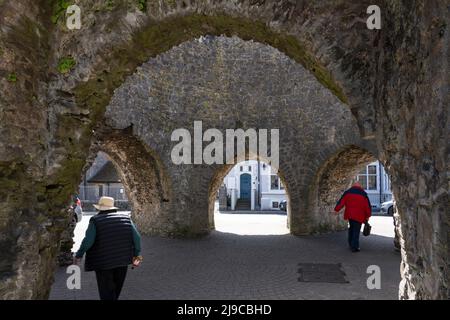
388, 206, 393, 216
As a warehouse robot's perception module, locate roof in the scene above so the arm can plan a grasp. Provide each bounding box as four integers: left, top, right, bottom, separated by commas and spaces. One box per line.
87, 161, 121, 183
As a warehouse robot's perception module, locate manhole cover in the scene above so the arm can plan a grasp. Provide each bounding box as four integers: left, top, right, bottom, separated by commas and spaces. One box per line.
298, 263, 349, 283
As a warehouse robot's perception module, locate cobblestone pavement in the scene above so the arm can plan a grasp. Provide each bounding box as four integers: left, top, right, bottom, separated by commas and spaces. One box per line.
50, 210, 400, 300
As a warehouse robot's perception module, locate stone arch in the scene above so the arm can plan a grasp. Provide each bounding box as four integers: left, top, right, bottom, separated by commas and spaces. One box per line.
0, 0, 447, 300
207, 153, 293, 232
307, 144, 378, 234
34, 6, 380, 258
87, 127, 173, 235
306, 143, 431, 296
100, 35, 364, 237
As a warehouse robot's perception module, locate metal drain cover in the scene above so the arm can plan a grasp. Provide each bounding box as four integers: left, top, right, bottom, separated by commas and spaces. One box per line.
298, 263, 349, 283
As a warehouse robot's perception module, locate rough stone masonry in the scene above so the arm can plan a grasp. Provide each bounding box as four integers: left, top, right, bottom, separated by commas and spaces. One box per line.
0, 0, 447, 299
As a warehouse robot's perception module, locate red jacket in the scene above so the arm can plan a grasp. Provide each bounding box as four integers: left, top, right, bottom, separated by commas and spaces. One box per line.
334, 186, 371, 223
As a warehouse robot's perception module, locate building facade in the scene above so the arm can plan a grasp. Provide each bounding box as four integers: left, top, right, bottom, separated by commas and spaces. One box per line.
78, 152, 129, 210
223, 160, 287, 211
355, 160, 393, 210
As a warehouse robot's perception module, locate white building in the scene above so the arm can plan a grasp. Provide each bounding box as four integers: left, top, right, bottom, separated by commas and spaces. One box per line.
223, 160, 287, 211
355, 160, 393, 210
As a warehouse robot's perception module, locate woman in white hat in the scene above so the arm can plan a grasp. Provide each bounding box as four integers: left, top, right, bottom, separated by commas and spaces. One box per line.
74, 196, 142, 300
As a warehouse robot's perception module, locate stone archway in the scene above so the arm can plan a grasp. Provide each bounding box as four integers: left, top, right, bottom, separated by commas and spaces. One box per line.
307, 144, 377, 234
101, 35, 364, 237
87, 128, 173, 236
0, 0, 447, 300
207, 153, 293, 233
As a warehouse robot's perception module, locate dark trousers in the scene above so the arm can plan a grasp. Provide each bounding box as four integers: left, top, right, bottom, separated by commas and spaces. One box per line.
95, 266, 128, 300
348, 220, 362, 250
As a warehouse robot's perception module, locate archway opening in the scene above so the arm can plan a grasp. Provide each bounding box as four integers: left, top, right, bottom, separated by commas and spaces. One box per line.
212, 160, 289, 236
54, 126, 173, 270
308, 145, 401, 295
353, 160, 397, 242
70, 151, 131, 255
310, 145, 399, 239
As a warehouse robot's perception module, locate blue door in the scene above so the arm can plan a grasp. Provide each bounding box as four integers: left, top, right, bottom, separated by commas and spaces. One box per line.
240, 173, 251, 199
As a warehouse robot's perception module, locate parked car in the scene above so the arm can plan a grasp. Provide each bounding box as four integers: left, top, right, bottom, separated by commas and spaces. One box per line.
279, 200, 287, 211
380, 199, 394, 215
72, 196, 83, 223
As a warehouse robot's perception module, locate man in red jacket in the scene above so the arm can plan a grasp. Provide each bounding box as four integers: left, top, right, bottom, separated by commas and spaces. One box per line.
334, 181, 372, 252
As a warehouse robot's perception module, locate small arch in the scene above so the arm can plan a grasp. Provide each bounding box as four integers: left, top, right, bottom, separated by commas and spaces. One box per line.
86, 127, 174, 236
306, 144, 401, 252
208, 153, 292, 234
307, 145, 377, 233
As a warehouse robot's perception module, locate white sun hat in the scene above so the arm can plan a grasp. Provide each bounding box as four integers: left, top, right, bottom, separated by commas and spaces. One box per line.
93, 196, 118, 211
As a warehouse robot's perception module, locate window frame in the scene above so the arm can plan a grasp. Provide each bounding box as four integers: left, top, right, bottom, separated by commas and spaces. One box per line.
270, 174, 284, 191
357, 164, 378, 191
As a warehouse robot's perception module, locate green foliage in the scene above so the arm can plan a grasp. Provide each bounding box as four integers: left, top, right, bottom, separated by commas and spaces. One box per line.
57, 56, 76, 74
137, 0, 147, 12
7, 72, 17, 82
51, 0, 71, 24
105, 0, 116, 11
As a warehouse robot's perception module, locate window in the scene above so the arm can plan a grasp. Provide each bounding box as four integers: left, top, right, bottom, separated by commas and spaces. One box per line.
357, 165, 377, 190
240, 166, 243, 172
358, 175, 367, 188
271, 175, 285, 190
248, 166, 252, 172
271, 175, 280, 190
368, 175, 377, 190
272, 201, 279, 209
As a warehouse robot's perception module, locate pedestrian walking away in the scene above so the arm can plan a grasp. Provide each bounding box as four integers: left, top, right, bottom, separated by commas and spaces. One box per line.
334, 181, 372, 252
73, 196, 143, 300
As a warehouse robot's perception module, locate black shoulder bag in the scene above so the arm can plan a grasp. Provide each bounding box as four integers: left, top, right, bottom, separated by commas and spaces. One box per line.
363, 221, 371, 236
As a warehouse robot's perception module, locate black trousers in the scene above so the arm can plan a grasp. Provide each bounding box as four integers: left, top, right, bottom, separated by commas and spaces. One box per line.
348, 219, 362, 250
95, 266, 128, 300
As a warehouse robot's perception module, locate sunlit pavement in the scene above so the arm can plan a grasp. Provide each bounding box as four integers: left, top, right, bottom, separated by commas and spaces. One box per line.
50, 205, 400, 300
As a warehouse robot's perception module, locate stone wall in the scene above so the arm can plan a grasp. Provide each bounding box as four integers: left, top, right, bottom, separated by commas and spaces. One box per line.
0, 0, 447, 299
104, 35, 363, 236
